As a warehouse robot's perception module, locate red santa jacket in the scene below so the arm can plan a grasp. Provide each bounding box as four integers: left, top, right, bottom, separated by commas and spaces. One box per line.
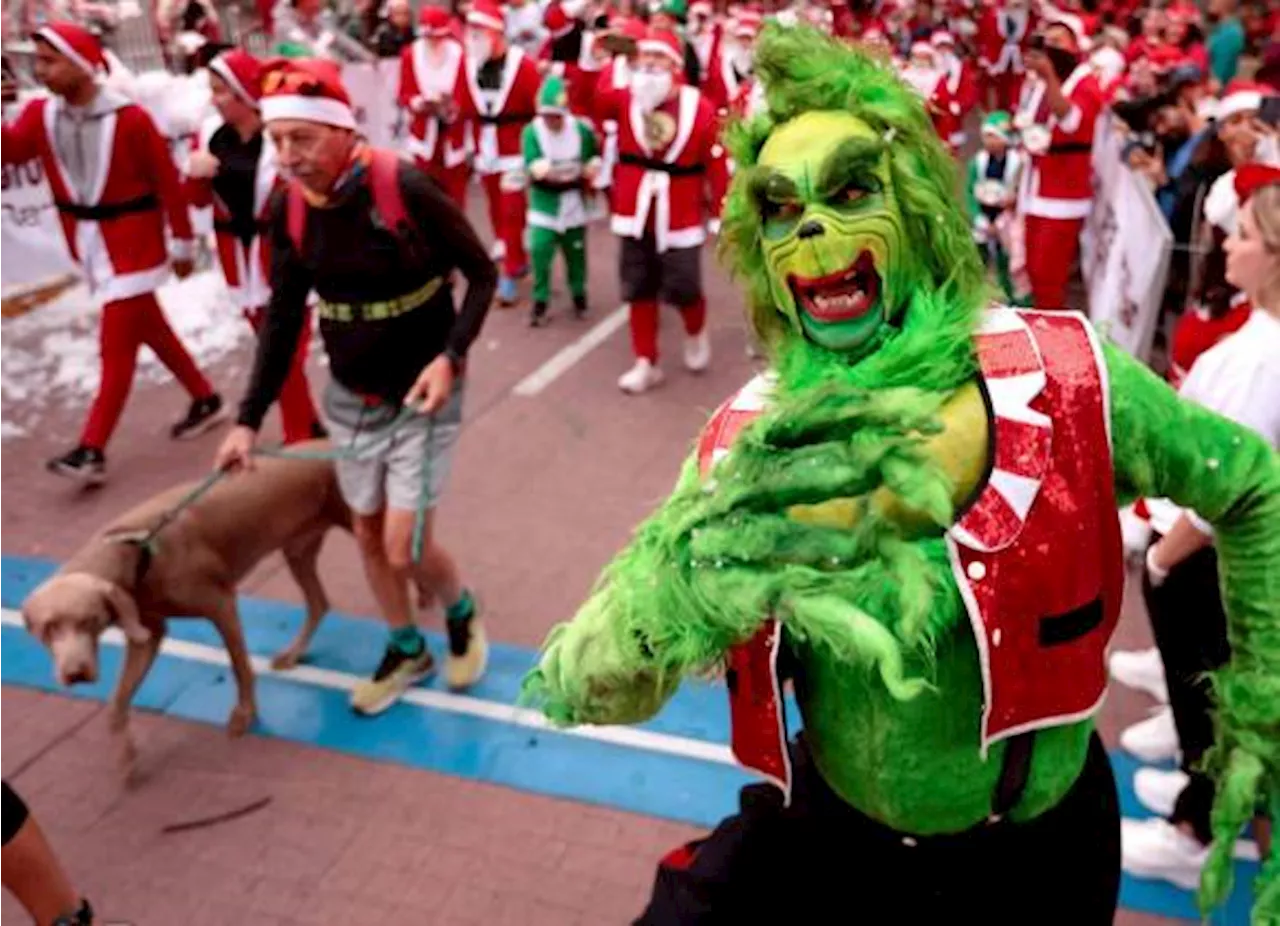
602, 83, 730, 252
701, 38, 752, 117
977, 4, 1036, 75
184, 116, 280, 311
399, 36, 472, 171
697, 307, 1123, 800
1022, 64, 1104, 219
460, 45, 542, 176
2, 92, 194, 303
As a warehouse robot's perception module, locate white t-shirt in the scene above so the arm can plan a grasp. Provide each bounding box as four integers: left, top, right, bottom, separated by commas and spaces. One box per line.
1145, 308, 1280, 534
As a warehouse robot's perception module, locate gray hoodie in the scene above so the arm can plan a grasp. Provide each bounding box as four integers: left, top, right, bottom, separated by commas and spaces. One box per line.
49, 84, 131, 201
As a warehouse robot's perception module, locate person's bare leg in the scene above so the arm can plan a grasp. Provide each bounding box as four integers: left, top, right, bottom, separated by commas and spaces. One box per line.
2, 784, 84, 926
352, 510, 413, 629
384, 508, 461, 609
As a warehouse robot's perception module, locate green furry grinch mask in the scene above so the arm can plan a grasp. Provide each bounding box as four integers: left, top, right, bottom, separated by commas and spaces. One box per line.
720, 23, 986, 359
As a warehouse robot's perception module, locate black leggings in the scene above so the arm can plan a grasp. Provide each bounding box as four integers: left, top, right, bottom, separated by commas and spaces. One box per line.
1142, 542, 1229, 845
3, 780, 29, 846
636, 732, 1120, 925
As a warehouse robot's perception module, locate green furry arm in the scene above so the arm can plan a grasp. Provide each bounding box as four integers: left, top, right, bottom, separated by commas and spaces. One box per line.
1104, 342, 1280, 922
520, 455, 706, 727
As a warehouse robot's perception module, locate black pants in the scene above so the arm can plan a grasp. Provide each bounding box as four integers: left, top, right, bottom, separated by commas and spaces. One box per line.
636, 733, 1120, 925
618, 232, 703, 307
1142, 542, 1229, 845
2, 780, 29, 846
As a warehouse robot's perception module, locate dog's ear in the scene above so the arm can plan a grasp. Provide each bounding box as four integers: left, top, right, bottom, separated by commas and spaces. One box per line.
100, 582, 151, 646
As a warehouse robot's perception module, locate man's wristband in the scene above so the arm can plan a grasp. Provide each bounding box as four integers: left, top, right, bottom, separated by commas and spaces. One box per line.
445, 348, 465, 376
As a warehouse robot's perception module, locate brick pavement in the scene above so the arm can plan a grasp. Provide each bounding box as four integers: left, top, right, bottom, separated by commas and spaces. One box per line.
1, 197, 1186, 925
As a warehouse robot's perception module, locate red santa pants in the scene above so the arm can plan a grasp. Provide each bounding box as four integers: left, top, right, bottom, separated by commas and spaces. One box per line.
479, 172, 528, 277
1023, 214, 1083, 311
988, 69, 1025, 113
80, 292, 215, 451
244, 305, 320, 444
416, 157, 470, 212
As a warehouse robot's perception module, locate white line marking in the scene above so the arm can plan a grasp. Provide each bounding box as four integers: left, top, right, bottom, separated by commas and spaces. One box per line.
511, 305, 629, 397
0, 609, 736, 766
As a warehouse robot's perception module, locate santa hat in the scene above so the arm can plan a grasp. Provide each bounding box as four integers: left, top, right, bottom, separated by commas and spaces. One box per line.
1235, 162, 1280, 202
1217, 79, 1271, 121
543, 2, 574, 37
1044, 11, 1090, 52
34, 22, 107, 77
466, 0, 505, 33
1146, 44, 1185, 73
260, 59, 356, 130
689, 0, 713, 16
638, 28, 684, 67
732, 9, 763, 38
909, 41, 936, 62
615, 16, 648, 42
930, 30, 956, 48
418, 5, 454, 36
1166, 1, 1201, 24
537, 73, 571, 114
208, 49, 263, 109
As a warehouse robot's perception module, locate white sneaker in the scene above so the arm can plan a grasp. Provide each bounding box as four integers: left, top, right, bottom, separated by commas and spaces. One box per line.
618, 358, 664, 394
1121, 818, 1209, 891
683, 329, 711, 372
490, 239, 506, 262
1109, 647, 1169, 703
1134, 767, 1190, 818
1119, 706, 1180, 763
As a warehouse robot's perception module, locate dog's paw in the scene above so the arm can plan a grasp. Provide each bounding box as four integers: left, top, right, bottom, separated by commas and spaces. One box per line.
114, 732, 139, 785
226, 702, 256, 737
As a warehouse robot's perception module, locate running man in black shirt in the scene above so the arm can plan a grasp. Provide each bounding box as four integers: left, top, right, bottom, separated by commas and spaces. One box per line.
214, 59, 498, 715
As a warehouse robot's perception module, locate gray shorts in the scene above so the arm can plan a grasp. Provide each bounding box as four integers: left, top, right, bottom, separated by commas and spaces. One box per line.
324, 382, 465, 517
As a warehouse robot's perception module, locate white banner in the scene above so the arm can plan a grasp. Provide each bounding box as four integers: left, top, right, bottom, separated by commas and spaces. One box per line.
1081, 114, 1172, 363
1, 156, 79, 297
343, 59, 407, 150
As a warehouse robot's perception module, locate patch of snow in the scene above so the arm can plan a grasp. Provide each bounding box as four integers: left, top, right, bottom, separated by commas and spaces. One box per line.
2, 421, 27, 441
1, 270, 250, 436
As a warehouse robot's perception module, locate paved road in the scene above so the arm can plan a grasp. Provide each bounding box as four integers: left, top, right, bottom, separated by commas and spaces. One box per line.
0, 191, 1251, 924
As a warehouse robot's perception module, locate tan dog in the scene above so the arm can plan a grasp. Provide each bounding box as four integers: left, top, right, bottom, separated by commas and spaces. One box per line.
21, 442, 353, 767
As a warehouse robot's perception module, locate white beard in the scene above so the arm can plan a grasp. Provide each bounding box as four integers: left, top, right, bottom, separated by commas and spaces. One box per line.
901, 65, 942, 99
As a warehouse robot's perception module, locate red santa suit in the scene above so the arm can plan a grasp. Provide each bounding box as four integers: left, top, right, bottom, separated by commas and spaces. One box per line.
540, 2, 598, 119
701, 10, 760, 118
399, 7, 471, 209
591, 17, 647, 195
2, 23, 215, 455
460, 0, 543, 283
932, 31, 979, 149
1019, 54, 1104, 311
604, 29, 730, 389
186, 51, 319, 444
901, 43, 961, 152
977, 0, 1036, 112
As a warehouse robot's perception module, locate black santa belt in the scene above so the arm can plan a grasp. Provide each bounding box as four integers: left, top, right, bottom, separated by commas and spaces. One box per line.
54, 193, 159, 220
618, 154, 706, 176
1047, 142, 1092, 155
477, 112, 536, 125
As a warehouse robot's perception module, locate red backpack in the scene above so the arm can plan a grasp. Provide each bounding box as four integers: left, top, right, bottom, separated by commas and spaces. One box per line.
284, 147, 410, 255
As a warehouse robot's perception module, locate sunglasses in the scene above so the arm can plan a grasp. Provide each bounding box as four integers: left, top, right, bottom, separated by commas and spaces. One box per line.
261, 69, 328, 97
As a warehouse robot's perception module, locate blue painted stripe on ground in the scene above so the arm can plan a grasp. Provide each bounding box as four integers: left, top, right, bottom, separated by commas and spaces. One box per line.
0, 555, 1260, 922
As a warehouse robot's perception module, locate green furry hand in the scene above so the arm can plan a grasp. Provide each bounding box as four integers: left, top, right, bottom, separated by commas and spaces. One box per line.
521, 591, 681, 727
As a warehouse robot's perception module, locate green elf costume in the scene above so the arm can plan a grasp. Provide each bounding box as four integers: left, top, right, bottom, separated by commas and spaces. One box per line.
522, 73, 601, 327
522, 23, 1280, 925
966, 110, 1029, 306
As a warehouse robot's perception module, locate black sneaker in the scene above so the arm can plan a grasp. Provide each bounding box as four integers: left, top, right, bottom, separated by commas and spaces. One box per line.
445, 614, 488, 690
46, 446, 105, 485
350, 642, 435, 716
529, 301, 550, 327
572, 295, 588, 319
310, 421, 329, 440
171, 394, 228, 440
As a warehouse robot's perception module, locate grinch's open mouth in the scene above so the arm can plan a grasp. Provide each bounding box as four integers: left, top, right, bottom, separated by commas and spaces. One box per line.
787, 251, 881, 323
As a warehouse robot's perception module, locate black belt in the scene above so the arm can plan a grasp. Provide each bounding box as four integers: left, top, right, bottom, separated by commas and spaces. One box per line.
54, 193, 158, 220
618, 153, 706, 176
478, 112, 536, 125
213, 217, 269, 236
532, 178, 583, 193
1048, 142, 1091, 155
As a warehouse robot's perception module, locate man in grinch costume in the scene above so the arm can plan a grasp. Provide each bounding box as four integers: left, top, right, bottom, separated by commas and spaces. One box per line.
522, 23, 1279, 926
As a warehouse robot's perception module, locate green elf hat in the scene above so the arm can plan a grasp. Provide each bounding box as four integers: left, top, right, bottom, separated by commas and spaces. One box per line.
981, 110, 1015, 144
537, 73, 571, 115
657, 0, 687, 23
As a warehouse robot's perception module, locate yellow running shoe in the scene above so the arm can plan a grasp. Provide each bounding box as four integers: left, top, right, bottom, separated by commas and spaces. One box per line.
350, 644, 435, 716
445, 616, 488, 690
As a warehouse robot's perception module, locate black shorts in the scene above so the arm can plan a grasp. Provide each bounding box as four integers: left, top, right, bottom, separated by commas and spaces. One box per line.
619, 234, 703, 307
636, 733, 1120, 925
3, 780, 29, 845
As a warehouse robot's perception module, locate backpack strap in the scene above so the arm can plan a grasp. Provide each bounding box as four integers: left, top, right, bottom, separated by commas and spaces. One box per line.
285, 181, 308, 254
367, 147, 409, 234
